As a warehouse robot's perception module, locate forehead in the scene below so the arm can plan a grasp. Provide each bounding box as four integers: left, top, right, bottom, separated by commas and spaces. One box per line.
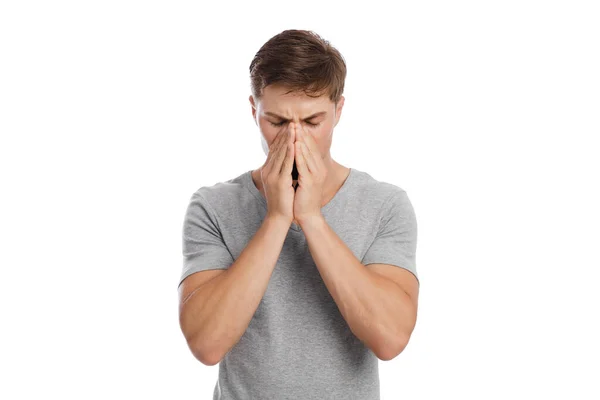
259, 84, 332, 114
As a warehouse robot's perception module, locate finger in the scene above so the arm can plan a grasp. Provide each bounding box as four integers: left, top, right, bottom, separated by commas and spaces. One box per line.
273, 125, 292, 173
280, 138, 294, 175
300, 140, 317, 174
297, 125, 316, 171
295, 138, 309, 177
265, 125, 289, 169
298, 124, 317, 156
278, 122, 295, 175
268, 125, 288, 157
301, 124, 322, 172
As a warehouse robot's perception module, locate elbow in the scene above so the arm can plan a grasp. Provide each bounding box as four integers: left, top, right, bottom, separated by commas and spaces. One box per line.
180, 313, 223, 366
374, 335, 409, 362
189, 336, 224, 366
197, 352, 222, 367
187, 335, 223, 367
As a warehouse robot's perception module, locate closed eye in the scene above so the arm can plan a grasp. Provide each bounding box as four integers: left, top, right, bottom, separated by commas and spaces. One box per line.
269, 121, 319, 127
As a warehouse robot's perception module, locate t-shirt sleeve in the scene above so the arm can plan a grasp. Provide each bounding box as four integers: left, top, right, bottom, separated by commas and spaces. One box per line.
361, 189, 419, 284
179, 191, 234, 289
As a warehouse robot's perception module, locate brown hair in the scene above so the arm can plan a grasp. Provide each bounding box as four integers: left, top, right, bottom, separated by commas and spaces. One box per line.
249, 29, 347, 105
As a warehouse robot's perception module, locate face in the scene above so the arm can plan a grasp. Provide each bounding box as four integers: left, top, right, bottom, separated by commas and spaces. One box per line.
249, 84, 345, 161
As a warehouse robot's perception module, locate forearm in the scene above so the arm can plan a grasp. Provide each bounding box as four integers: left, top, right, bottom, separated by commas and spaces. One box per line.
299, 216, 413, 359
182, 216, 291, 364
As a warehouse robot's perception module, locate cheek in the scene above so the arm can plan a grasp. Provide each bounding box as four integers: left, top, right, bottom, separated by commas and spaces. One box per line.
305, 123, 330, 142
259, 121, 279, 142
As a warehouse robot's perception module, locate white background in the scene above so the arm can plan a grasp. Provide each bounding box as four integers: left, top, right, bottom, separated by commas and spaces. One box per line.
1, 1, 599, 399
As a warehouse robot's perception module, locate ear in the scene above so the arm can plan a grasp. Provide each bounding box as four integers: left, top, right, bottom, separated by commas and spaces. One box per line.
249, 95, 257, 126
333, 95, 345, 128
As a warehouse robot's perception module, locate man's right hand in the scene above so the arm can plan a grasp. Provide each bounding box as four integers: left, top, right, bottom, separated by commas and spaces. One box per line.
261, 122, 296, 225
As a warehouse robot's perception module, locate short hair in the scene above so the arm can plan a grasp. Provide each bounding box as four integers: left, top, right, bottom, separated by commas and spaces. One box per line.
249, 29, 347, 105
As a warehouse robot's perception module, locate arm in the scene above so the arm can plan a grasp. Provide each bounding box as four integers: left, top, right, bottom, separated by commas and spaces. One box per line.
298, 215, 417, 361
179, 215, 291, 365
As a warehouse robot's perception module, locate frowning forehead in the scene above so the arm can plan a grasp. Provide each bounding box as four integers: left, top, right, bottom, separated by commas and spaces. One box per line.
258, 84, 333, 119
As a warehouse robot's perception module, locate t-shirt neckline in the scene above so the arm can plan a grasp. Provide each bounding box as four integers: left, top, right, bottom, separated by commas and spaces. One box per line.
243, 167, 355, 232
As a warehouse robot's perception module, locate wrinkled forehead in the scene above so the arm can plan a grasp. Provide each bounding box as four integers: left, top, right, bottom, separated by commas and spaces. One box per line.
259, 84, 332, 110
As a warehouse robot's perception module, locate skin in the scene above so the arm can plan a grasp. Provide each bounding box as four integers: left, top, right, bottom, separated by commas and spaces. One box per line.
249, 84, 350, 226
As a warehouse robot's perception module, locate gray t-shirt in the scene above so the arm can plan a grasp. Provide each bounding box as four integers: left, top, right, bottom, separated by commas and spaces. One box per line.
179, 167, 418, 400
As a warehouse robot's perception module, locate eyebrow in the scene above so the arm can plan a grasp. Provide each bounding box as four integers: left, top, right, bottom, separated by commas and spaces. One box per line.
264, 111, 327, 121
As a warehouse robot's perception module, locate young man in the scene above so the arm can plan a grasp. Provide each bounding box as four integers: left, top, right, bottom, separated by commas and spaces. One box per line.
178, 29, 419, 400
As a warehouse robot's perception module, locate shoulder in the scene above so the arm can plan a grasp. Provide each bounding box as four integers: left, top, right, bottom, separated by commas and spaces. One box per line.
352, 168, 411, 211
188, 171, 249, 212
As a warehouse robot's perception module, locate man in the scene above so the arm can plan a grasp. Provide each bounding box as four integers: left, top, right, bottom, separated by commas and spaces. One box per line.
178, 29, 419, 400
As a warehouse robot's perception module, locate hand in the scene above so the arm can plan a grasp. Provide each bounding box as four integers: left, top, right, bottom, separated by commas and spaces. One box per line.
292, 122, 327, 225
261, 122, 296, 225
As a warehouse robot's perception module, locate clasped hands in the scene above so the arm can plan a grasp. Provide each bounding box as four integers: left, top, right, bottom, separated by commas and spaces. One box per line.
291, 122, 327, 225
